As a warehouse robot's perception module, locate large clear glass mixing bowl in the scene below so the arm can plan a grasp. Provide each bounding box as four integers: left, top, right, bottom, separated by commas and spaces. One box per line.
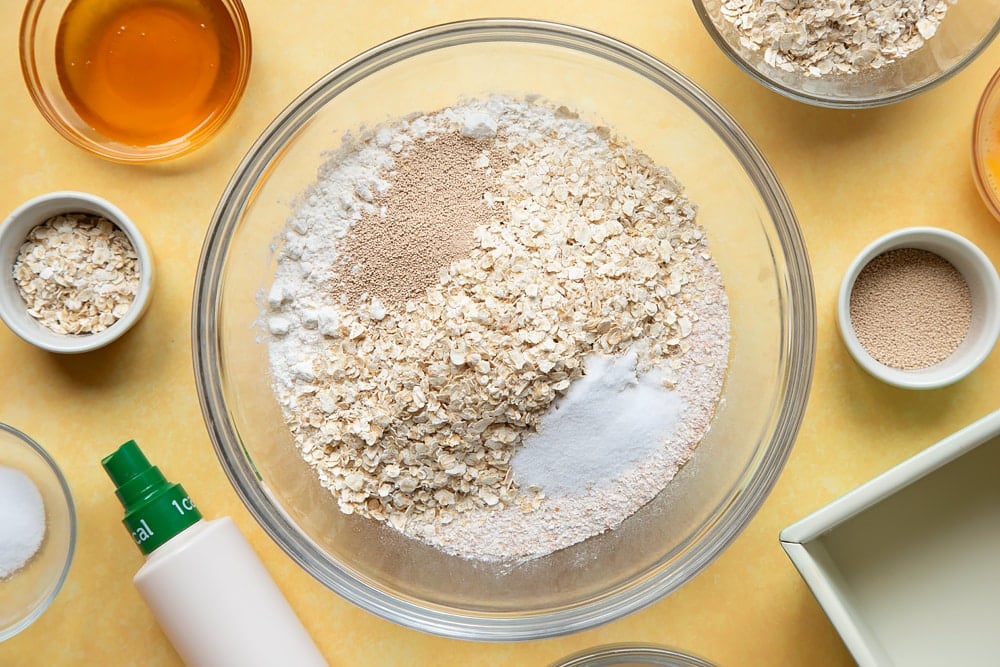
193, 19, 815, 640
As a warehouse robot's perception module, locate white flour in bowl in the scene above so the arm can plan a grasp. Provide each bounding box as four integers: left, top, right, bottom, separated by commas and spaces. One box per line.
265, 96, 730, 562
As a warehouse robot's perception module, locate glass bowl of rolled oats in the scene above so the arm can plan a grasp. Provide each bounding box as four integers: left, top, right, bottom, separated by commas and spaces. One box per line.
694, 0, 1000, 107
0, 191, 154, 353
193, 20, 815, 640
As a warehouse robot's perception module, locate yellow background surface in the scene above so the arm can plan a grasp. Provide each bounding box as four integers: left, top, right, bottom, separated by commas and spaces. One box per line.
2, 1, 999, 665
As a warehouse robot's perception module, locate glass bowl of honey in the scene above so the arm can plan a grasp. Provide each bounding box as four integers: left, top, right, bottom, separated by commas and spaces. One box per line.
974, 65, 1000, 220
19, 0, 252, 163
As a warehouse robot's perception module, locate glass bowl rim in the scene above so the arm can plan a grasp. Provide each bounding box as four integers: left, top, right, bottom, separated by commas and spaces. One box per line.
193, 17, 816, 640
691, 0, 1000, 109
972, 64, 1000, 221
549, 642, 718, 667
0, 422, 77, 643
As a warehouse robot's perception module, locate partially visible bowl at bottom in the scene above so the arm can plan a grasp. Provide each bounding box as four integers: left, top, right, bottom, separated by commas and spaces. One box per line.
550, 644, 719, 667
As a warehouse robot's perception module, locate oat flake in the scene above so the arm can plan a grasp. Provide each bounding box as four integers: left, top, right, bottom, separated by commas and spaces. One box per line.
12, 213, 140, 335
720, 0, 954, 77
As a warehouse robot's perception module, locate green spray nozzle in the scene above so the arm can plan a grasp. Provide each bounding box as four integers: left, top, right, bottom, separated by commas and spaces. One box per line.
104, 440, 167, 505
102, 440, 203, 555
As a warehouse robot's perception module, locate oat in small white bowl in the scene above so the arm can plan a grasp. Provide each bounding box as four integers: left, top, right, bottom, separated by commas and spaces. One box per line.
0, 191, 153, 353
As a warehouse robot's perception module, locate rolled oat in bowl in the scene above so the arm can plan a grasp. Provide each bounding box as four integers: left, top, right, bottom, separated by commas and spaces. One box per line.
13, 213, 140, 335
720, 0, 953, 77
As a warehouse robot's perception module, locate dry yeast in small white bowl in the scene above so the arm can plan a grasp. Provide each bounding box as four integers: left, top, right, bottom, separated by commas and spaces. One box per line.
0, 191, 154, 353
838, 227, 1000, 389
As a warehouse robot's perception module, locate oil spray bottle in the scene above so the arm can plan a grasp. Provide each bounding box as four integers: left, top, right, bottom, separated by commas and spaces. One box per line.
101, 440, 327, 667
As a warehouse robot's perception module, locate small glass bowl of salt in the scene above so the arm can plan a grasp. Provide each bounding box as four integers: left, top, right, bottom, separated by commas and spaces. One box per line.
0, 423, 76, 643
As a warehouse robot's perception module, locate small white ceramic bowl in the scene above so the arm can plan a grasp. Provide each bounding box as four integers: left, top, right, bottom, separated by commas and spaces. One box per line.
838, 227, 1000, 389
0, 191, 154, 353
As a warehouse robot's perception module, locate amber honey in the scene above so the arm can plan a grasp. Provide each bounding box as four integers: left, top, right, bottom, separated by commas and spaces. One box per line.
55, 0, 244, 147
983, 117, 1000, 196
974, 71, 1000, 221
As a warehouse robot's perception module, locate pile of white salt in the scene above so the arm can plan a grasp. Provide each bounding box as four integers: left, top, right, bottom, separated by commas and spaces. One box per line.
0, 466, 46, 579
511, 348, 683, 496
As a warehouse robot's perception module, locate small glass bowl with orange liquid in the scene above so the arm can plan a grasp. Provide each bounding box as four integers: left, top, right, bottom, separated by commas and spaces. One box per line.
973, 66, 1000, 221
20, 0, 251, 163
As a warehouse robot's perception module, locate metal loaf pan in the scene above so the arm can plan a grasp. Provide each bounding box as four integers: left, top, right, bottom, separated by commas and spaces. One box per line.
780, 409, 1000, 667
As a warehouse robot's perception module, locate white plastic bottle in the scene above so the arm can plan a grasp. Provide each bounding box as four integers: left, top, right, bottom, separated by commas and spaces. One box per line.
102, 440, 328, 667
